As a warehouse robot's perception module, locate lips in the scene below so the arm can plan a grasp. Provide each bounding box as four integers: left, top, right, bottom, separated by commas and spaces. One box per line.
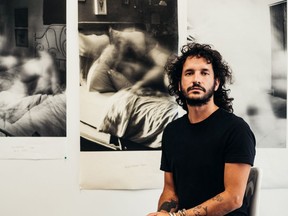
192, 87, 204, 91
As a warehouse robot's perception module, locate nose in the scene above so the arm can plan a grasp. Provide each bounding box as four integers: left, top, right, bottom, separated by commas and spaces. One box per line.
192, 72, 201, 84
192, 81, 201, 86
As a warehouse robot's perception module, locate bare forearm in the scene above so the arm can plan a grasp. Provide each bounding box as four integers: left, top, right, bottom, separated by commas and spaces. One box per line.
178, 191, 242, 216
147, 192, 233, 216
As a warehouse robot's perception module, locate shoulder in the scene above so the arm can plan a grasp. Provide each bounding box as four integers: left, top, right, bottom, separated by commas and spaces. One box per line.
162, 114, 188, 140
215, 109, 255, 142
219, 109, 256, 145
165, 114, 188, 130
218, 109, 250, 128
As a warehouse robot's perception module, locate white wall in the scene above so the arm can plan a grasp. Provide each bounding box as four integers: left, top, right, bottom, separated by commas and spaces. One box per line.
0, 0, 287, 216
0, 157, 159, 216
0, 159, 287, 216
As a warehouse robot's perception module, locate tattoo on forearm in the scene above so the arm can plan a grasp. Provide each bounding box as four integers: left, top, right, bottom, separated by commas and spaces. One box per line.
190, 195, 224, 216
212, 194, 224, 202
158, 200, 178, 212
193, 205, 208, 216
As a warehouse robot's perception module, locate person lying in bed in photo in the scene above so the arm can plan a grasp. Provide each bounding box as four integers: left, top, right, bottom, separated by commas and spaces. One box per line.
0, 51, 66, 137
80, 28, 171, 95
0, 51, 63, 105
0, 92, 66, 137
79, 28, 180, 149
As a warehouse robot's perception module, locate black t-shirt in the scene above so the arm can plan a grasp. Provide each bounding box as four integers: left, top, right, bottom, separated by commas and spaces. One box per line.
160, 108, 256, 215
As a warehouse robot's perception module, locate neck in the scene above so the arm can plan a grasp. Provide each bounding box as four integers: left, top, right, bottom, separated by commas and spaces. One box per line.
187, 100, 219, 124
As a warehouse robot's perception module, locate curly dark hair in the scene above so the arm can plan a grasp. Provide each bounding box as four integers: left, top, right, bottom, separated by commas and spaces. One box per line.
165, 43, 234, 113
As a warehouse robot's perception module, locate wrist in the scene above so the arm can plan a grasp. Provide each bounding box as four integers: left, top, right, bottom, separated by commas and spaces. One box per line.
167, 209, 187, 216
168, 212, 181, 216
176, 209, 187, 216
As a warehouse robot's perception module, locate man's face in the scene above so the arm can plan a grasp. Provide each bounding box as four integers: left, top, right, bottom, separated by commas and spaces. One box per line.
180, 56, 219, 107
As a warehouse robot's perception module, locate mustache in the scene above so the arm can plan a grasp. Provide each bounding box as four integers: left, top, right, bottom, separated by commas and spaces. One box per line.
187, 82, 206, 92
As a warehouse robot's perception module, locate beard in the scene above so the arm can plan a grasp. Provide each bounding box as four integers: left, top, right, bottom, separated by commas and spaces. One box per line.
182, 81, 216, 107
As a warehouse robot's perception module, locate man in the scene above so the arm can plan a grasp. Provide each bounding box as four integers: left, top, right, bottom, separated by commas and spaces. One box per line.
148, 43, 256, 216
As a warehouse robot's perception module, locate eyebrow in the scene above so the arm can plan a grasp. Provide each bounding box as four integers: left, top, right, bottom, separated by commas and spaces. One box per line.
183, 68, 210, 73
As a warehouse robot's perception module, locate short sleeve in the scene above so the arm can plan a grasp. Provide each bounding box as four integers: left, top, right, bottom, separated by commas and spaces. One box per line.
224, 119, 256, 166
160, 125, 173, 172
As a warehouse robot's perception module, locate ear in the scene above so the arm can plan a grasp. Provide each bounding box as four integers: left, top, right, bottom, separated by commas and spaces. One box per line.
214, 78, 220, 91
178, 81, 182, 92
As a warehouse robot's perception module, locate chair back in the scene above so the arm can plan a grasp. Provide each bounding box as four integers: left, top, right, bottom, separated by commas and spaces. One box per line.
244, 167, 262, 216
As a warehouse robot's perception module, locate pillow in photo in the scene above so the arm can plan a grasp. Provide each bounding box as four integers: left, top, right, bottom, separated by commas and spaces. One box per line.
86, 44, 119, 92
78, 33, 109, 59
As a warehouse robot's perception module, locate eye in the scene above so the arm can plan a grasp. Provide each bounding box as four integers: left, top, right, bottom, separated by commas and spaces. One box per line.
184, 70, 194, 76
201, 70, 209, 76
185, 72, 191, 76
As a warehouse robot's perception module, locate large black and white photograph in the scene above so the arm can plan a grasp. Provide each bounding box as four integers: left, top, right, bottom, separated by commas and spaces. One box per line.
79, 0, 179, 151
0, 0, 66, 137
79, 0, 180, 190
187, 0, 286, 149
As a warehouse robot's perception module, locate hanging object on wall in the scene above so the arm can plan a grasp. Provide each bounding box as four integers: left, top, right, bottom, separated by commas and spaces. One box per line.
14, 8, 28, 47
43, 0, 66, 25
94, 0, 107, 15
14, 8, 28, 27
159, 0, 167, 6
78, 0, 180, 189
122, 0, 129, 5
15, 29, 28, 47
